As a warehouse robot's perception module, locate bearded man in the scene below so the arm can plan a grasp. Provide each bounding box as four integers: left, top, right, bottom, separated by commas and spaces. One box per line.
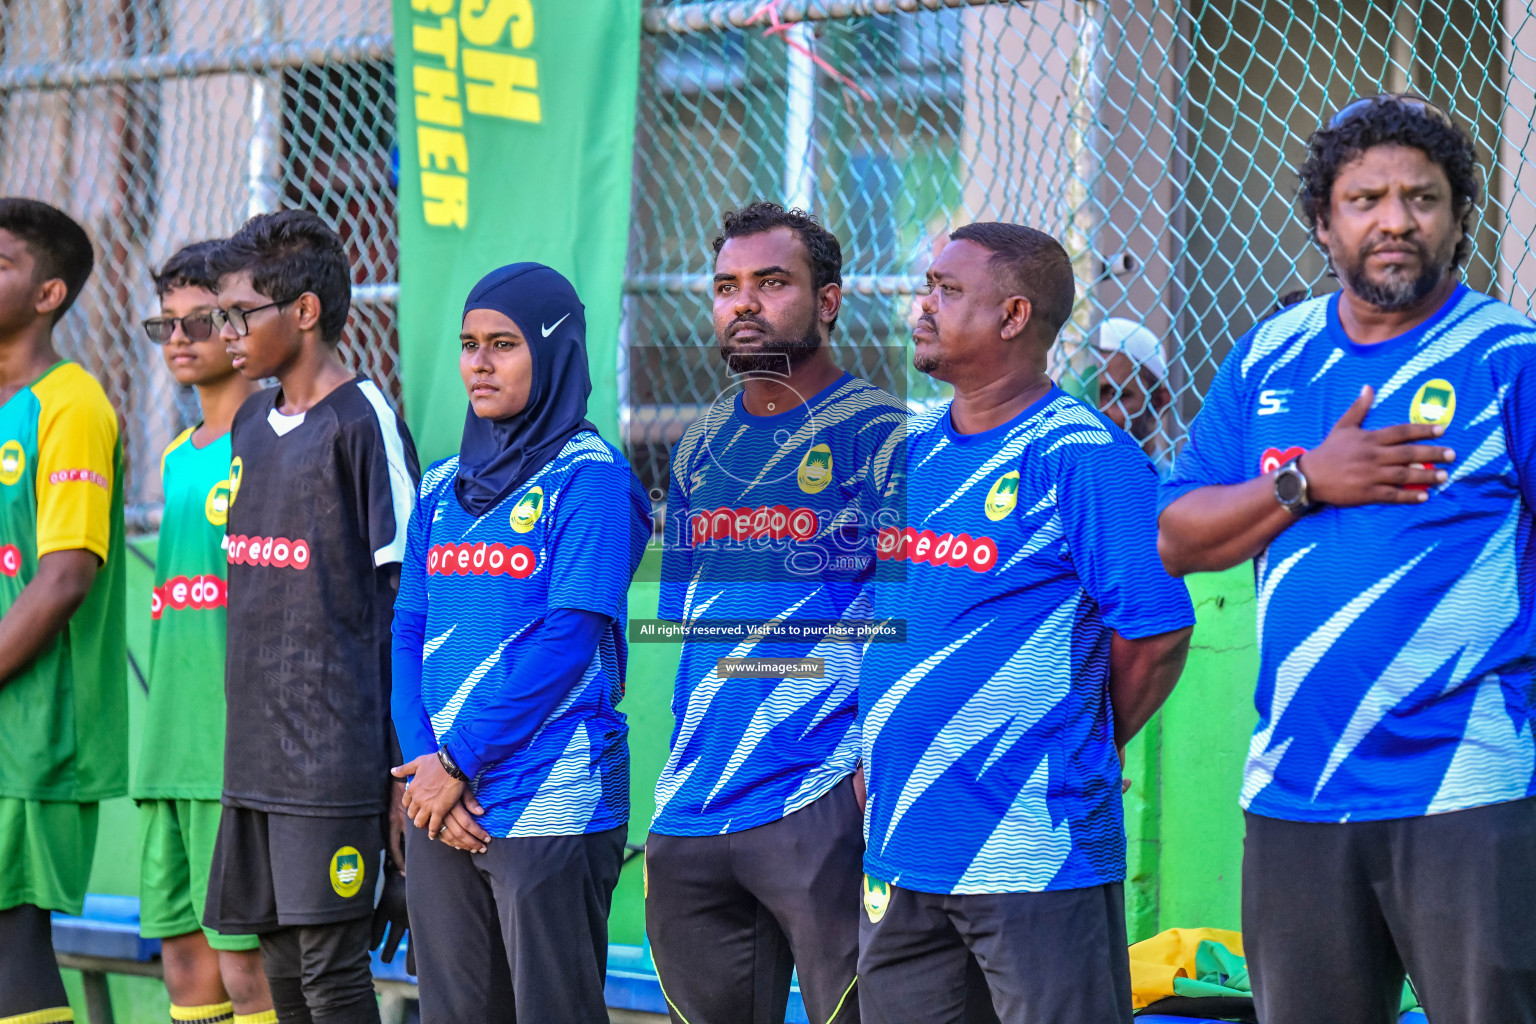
1159, 96, 1536, 1024
645, 202, 905, 1024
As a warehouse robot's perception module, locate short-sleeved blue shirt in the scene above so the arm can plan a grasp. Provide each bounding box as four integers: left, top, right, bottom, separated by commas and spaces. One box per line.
862, 388, 1194, 895
396, 433, 647, 837
653, 374, 906, 836
1161, 286, 1536, 823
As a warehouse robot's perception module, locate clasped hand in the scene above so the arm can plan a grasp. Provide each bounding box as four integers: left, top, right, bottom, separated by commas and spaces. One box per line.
391, 753, 493, 853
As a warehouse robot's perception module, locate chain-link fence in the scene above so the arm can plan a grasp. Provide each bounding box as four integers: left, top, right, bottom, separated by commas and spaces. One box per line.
0, 0, 397, 526
0, 0, 1530, 521
621, 0, 1521, 495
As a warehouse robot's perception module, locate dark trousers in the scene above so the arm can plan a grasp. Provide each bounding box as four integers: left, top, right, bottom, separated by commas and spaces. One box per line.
405, 823, 626, 1024
261, 917, 380, 1024
645, 777, 864, 1024
857, 882, 1132, 1024
1244, 798, 1536, 1024
0, 903, 69, 1016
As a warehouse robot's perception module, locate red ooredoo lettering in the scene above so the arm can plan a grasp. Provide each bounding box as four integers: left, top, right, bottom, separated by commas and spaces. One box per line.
876, 527, 998, 574
426, 542, 537, 579
690, 505, 820, 545
151, 573, 227, 618
226, 534, 310, 570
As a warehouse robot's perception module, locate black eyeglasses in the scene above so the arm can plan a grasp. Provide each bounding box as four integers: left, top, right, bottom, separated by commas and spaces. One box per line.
213, 296, 300, 337
1328, 93, 1453, 130
143, 314, 217, 344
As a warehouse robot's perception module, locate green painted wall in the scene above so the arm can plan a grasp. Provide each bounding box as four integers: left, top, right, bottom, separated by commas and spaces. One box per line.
1121, 565, 1259, 940
80, 548, 1259, 1019
1152, 566, 1260, 936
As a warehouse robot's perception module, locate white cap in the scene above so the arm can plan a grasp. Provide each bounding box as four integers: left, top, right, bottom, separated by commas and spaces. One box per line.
1093, 317, 1167, 380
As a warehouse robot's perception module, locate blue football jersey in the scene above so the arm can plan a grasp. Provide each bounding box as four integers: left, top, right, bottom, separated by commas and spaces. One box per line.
1162, 285, 1536, 823
652, 374, 906, 836
396, 433, 650, 837
862, 388, 1194, 895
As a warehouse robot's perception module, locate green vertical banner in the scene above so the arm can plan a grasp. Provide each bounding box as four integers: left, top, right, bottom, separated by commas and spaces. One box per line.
392, 0, 640, 463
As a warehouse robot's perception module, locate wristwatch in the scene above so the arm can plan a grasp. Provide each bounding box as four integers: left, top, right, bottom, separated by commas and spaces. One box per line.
1273, 458, 1315, 515
436, 745, 468, 783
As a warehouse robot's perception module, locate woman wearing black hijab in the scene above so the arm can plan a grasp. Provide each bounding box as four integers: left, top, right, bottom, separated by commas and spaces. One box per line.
390, 263, 652, 1022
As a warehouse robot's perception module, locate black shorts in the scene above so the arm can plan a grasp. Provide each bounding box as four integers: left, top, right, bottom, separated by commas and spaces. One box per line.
1244, 799, 1536, 1024
857, 880, 1132, 1024
203, 806, 384, 933
645, 777, 864, 1024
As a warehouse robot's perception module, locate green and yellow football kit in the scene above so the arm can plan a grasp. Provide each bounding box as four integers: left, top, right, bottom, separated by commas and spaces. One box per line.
0, 361, 126, 918
135, 426, 257, 951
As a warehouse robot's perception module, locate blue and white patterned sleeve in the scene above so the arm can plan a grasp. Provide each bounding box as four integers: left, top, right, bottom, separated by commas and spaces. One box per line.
1159, 334, 1254, 514
1062, 440, 1196, 639
546, 461, 647, 621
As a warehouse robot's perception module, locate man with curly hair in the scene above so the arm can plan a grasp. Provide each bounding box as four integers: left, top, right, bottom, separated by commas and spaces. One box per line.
1159, 96, 1536, 1022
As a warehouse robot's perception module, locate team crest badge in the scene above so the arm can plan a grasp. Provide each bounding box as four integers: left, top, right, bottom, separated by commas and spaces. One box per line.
510, 486, 545, 533
798, 443, 834, 494
1410, 379, 1456, 427
205, 480, 231, 526
227, 457, 243, 506
985, 470, 1019, 521
0, 441, 24, 486
329, 846, 364, 898
863, 875, 891, 923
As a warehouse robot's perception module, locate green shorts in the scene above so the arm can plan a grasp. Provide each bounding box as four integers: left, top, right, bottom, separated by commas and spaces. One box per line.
0, 797, 98, 916
138, 799, 259, 951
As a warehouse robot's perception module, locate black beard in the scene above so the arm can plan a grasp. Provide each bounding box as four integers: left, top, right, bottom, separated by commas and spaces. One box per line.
718, 316, 822, 376
912, 349, 940, 375
1335, 239, 1452, 312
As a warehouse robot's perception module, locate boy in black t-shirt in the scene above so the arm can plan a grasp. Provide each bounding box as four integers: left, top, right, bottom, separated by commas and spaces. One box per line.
202, 210, 419, 1024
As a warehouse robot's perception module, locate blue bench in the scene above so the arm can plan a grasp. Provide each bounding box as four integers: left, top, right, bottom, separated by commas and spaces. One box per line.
51, 896, 1434, 1024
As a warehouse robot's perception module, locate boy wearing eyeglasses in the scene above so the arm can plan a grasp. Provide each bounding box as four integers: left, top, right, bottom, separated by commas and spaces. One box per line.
200, 210, 420, 1024
137, 241, 272, 1024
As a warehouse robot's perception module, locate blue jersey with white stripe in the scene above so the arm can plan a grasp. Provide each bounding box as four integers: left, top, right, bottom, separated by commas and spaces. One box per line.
396, 434, 645, 837
862, 388, 1194, 895
653, 374, 906, 836
1162, 285, 1536, 823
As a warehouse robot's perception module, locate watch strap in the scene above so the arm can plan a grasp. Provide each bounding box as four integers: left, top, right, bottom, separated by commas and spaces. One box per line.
437, 745, 468, 783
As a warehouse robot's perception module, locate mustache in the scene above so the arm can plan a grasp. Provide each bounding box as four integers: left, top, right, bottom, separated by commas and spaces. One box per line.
1364, 238, 1429, 258
726, 314, 773, 337
916, 314, 938, 334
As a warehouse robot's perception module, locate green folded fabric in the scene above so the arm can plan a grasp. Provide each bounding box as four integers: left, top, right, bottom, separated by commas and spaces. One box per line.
1170, 940, 1252, 1000
1167, 939, 1418, 1014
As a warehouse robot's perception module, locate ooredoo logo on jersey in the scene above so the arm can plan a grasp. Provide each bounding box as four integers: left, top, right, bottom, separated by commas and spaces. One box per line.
877, 526, 997, 573
428, 542, 538, 578
691, 505, 821, 545
0, 543, 20, 577
151, 574, 227, 619
226, 534, 311, 570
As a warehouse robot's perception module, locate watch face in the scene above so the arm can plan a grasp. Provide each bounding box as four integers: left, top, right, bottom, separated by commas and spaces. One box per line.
1276, 467, 1303, 504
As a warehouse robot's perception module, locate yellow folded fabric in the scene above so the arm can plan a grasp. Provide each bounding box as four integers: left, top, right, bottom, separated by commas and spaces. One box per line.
1128, 927, 1245, 1009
